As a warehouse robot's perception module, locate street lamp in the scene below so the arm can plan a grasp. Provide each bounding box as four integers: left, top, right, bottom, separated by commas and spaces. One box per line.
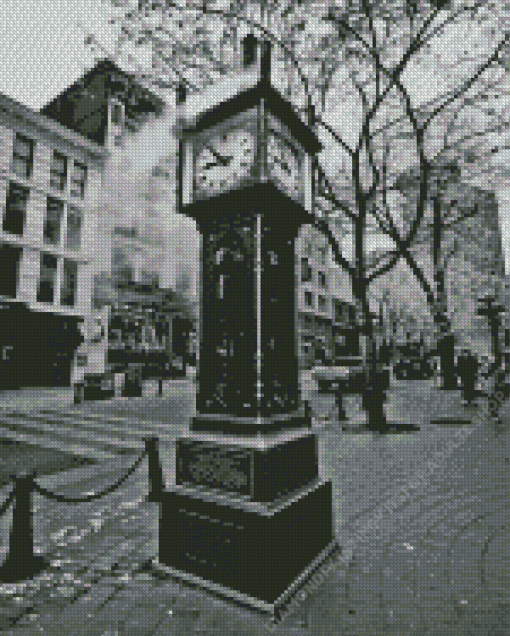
477, 295, 506, 395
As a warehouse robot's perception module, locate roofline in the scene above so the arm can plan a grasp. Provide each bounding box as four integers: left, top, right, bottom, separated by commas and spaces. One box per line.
40, 58, 166, 116
0, 90, 109, 162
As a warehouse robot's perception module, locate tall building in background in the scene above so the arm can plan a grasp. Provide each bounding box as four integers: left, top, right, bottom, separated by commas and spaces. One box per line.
40, 59, 167, 292
0, 91, 107, 387
296, 225, 357, 368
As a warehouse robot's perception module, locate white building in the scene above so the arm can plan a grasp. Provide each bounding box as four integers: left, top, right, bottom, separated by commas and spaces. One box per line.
0, 90, 107, 387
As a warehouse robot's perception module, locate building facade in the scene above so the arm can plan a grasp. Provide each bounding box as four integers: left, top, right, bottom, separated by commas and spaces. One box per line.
0, 91, 107, 388
41, 59, 167, 292
106, 282, 194, 376
296, 224, 358, 368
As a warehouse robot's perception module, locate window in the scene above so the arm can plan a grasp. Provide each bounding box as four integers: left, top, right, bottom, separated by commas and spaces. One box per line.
12, 133, 34, 179
0, 243, 22, 298
318, 271, 327, 288
3, 182, 29, 236
37, 253, 57, 303
318, 245, 327, 265
111, 101, 123, 126
301, 257, 312, 283
44, 198, 64, 245
318, 295, 327, 312
61, 259, 78, 306
334, 299, 344, 322
304, 290, 314, 308
50, 151, 67, 191
66, 207, 82, 250
70, 161, 87, 198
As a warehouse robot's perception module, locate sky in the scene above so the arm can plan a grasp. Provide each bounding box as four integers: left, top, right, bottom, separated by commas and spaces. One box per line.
0, 0, 508, 280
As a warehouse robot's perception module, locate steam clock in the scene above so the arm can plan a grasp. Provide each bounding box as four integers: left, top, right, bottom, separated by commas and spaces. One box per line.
158, 38, 338, 611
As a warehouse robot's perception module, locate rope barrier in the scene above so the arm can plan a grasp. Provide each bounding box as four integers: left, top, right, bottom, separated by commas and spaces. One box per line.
33, 450, 148, 503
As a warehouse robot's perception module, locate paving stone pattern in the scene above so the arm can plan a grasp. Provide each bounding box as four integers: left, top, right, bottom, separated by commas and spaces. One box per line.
0, 378, 507, 635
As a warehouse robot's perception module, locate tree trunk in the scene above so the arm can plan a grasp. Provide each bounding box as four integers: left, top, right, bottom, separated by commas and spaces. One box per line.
432, 196, 457, 390
355, 279, 388, 432
437, 332, 457, 390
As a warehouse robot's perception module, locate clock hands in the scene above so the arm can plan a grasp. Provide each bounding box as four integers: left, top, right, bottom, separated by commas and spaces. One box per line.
204, 145, 234, 167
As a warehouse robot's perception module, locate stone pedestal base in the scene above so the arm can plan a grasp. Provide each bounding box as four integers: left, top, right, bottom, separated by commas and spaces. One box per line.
158, 479, 335, 605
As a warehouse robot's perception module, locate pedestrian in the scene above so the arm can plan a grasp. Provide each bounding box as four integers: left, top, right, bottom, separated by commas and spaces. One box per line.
456, 349, 479, 406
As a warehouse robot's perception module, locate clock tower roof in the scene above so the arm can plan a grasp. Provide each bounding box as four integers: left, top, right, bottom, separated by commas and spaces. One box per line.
183, 79, 321, 156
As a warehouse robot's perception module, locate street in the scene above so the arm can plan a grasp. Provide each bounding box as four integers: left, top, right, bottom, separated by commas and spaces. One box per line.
0, 377, 507, 634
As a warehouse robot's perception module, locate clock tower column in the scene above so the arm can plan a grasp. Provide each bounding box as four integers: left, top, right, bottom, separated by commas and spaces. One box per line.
157, 39, 338, 612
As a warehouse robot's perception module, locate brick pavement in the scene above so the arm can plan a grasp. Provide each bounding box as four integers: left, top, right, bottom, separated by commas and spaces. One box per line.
0, 380, 507, 635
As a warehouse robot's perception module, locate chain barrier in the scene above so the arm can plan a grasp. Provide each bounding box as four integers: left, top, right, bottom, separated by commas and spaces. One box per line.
0, 438, 164, 584
33, 449, 148, 503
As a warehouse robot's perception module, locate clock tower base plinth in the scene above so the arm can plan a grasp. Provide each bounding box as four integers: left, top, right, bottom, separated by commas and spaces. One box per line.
191, 407, 311, 435
157, 478, 339, 611
157, 426, 338, 609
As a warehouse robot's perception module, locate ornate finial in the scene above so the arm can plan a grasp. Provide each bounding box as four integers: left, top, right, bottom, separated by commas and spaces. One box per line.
242, 34, 258, 68
242, 34, 271, 81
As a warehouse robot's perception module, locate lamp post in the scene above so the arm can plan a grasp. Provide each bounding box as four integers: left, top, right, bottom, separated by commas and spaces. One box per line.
477, 295, 506, 396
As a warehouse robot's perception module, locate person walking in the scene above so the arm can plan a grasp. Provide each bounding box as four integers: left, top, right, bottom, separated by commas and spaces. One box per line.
456, 349, 479, 406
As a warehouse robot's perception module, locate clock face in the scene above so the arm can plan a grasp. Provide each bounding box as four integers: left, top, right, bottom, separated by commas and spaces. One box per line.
267, 131, 301, 200
195, 128, 256, 196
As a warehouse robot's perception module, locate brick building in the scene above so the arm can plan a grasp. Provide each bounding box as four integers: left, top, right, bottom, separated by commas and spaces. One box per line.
0, 91, 107, 388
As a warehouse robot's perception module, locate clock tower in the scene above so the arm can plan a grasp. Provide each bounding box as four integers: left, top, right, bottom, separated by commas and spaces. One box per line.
157, 37, 338, 611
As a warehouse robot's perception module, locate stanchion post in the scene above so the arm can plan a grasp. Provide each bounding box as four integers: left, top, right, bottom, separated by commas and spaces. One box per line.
336, 385, 348, 422
144, 437, 164, 502
303, 398, 312, 427
0, 472, 47, 583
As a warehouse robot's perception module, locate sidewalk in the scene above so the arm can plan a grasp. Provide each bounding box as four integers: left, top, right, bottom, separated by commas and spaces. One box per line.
307, 379, 481, 430
0, 380, 507, 635
0, 378, 192, 413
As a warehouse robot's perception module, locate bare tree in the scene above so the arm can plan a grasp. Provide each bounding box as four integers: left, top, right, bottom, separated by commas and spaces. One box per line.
87, 0, 509, 429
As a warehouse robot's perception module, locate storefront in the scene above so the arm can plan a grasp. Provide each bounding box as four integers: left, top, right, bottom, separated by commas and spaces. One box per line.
0, 300, 28, 390
0, 300, 83, 389
22, 311, 83, 387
